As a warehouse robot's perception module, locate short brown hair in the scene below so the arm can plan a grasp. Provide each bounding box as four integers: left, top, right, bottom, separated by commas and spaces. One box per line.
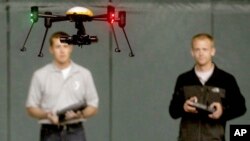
49, 31, 69, 46
191, 33, 214, 48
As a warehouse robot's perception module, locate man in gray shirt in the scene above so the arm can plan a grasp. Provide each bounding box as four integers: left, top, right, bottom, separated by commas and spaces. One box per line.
26, 31, 99, 141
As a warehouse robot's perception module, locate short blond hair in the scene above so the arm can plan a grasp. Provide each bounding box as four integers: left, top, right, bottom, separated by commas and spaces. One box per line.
191, 33, 214, 48
49, 31, 69, 46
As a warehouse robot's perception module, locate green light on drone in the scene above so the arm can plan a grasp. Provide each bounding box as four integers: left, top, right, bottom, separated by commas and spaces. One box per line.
30, 6, 38, 23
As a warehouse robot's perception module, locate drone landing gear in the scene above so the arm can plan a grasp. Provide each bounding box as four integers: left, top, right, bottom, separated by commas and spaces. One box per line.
21, 11, 53, 57
121, 28, 134, 57
110, 24, 121, 53
38, 27, 49, 57
21, 23, 34, 52
37, 12, 52, 57
109, 11, 134, 57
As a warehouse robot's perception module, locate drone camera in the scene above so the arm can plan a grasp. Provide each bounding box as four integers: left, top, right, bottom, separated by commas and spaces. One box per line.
60, 35, 98, 46
30, 6, 39, 23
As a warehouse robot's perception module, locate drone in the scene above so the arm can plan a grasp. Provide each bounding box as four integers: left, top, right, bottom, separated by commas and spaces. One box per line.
21, 5, 135, 57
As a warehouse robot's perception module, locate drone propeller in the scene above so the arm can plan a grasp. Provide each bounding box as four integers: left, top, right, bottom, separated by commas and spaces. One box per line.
90, 4, 126, 9
89, 2, 144, 15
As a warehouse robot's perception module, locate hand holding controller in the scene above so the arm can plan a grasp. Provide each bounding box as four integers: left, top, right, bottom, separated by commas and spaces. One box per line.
188, 97, 216, 114
208, 102, 223, 119
191, 102, 216, 114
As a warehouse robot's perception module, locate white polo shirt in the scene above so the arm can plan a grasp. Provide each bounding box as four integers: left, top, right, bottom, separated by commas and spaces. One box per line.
26, 61, 99, 124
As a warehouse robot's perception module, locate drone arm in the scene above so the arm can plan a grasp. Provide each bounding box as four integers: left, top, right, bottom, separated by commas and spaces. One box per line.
91, 19, 107, 21
38, 14, 64, 18
38, 14, 69, 22
91, 14, 107, 19
51, 16, 69, 22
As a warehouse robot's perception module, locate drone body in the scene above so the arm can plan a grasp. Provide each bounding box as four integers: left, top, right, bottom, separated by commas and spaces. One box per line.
21, 5, 134, 57
66, 7, 94, 16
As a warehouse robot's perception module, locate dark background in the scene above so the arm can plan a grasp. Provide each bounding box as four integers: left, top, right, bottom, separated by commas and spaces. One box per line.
0, 0, 249, 141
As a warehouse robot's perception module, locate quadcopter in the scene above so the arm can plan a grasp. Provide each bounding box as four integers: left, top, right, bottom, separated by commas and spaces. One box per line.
21, 5, 135, 57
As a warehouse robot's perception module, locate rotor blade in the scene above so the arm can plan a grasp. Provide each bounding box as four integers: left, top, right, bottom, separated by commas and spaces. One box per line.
89, 2, 126, 9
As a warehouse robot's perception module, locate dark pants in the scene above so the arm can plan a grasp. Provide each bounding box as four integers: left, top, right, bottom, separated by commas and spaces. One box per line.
40, 122, 86, 141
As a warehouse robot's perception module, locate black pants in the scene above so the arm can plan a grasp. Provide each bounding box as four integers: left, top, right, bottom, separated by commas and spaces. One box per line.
40, 122, 86, 141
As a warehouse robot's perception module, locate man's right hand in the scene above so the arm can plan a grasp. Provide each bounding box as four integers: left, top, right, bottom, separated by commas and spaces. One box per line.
183, 96, 198, 114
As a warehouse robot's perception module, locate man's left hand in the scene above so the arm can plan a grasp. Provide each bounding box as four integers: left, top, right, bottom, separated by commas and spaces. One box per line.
65, 110, 83, 120
208, 102, 223, 120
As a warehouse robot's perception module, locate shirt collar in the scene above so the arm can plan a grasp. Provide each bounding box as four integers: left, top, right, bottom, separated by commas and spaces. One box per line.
50, 60, 79, 74
191, 63, 220, 85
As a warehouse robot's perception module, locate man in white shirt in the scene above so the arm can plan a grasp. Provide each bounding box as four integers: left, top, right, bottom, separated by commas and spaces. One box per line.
26, 31, 99, 141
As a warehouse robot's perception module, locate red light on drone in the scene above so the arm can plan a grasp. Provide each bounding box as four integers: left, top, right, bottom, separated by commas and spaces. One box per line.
107, 6, 115, 24
110, 13, 115, 23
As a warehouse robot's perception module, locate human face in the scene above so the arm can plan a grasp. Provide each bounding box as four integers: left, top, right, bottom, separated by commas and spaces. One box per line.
191, 38, 215, 67
49, 38, 73, 66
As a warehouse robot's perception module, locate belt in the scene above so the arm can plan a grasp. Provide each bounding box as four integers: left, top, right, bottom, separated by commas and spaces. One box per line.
41, 122, 82, 131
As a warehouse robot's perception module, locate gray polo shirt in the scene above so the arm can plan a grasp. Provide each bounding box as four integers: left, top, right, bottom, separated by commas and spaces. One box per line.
26, 61, 99, 123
